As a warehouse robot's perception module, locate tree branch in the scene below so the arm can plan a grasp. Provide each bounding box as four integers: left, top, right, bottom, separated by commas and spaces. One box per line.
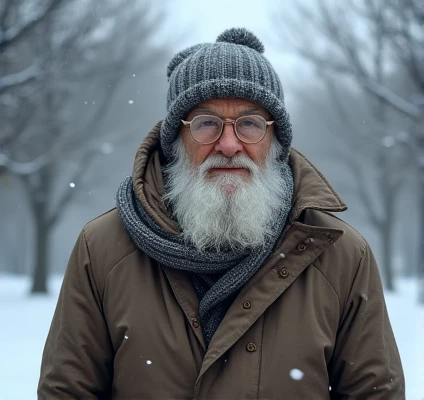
46, 145, 100, 228
0, 0, 65, 50
0, 0, 15, 32
0, 63, 41, 93
298, 48, 420, 119
0, 152, 52, 175
361, 77, 420, 118
344, 153, 383, 229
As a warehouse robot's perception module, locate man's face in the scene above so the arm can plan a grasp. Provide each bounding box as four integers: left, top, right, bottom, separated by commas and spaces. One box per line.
164, 98, 285, 252
180, 98, 274, 176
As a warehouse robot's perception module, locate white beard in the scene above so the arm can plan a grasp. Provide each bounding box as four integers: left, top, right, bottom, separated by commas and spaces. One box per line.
163, 137, 286, 252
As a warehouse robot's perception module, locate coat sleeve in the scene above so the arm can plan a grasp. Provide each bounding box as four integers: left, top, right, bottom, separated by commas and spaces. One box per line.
328, 243, 405, 400
38, 229, 114, 399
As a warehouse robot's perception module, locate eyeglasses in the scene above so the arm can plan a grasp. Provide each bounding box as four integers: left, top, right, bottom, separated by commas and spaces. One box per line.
181, 115, 274, 144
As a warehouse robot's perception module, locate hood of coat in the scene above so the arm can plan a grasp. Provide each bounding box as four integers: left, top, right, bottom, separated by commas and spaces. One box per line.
131, 121, 347, 233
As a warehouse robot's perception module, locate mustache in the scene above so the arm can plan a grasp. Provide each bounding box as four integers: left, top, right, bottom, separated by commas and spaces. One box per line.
199, 154, 258, 174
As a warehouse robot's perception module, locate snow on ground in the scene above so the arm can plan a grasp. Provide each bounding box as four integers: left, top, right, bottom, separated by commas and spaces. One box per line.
385, 280, 424, 400
0, 275, 62, 400
0, 274, 423, 399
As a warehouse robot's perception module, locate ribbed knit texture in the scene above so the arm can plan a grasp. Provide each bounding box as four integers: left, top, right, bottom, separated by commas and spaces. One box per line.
160, 28, 292, 162
116, 165, 294, 346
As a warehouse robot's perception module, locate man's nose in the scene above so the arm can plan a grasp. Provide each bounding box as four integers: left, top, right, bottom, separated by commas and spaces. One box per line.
214, 122, 243, 157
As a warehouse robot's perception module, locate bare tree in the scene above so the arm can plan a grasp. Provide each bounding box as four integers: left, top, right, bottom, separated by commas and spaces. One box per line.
0, 0, 65, 91
273, 0, 424, 292
0, 0, 170, 293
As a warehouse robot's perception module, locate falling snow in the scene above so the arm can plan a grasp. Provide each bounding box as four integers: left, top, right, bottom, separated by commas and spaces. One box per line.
69, 183, 75, 188
128, 100, 134, 104
289, 368, 304, 381
382, 136, 396, 148
100, 142, 114, 155
146, 360, 152, 365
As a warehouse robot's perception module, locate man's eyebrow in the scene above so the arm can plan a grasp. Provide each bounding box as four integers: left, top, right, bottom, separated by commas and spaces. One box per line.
189, 108, 216, 116
238, 108, 264, 116
189, 108, 267, 117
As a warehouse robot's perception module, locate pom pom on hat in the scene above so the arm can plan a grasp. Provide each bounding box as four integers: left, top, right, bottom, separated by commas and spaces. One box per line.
216, 27, 265, 53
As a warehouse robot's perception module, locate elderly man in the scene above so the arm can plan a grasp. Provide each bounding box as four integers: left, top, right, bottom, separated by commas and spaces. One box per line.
38, 28, 405, 399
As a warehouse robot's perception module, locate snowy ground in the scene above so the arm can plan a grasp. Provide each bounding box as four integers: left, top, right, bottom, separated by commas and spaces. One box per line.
0, 274, 423, 400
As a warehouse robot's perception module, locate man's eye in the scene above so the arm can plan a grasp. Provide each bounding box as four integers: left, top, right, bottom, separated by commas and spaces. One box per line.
201, 120, 217, 127
240, 119, 255, 127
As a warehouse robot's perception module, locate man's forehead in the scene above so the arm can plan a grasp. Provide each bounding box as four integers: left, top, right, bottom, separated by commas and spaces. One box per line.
189, 98, 270, 116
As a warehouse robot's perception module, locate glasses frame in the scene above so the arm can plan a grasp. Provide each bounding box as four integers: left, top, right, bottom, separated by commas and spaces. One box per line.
181, 114, 275, 145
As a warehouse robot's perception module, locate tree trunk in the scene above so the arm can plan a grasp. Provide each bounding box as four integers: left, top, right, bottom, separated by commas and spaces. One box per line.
417, 105, 424, 303
381, 217, 395, 291
380, 182, 395, 291
379, 151, 395, 292
30, 199, 50, 293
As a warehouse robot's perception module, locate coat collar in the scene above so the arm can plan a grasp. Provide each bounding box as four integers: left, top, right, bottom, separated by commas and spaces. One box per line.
288, 148, 347, 222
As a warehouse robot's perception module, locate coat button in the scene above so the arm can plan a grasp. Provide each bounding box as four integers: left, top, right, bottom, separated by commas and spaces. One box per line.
243, 301, 251, 309
279, 268, 289, 279
328, 238, 334, 244
297, 243, 307, 251
246, 342, 257, 352
191, 318, 200, 328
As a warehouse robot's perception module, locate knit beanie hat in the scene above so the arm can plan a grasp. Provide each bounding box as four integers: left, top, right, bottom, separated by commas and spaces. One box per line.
160, 27, 292, 162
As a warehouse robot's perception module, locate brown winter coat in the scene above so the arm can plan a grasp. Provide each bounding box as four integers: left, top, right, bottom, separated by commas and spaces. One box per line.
38, 123, 405, 399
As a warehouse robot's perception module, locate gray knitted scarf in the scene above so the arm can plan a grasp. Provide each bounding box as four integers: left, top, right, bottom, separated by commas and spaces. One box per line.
116, 166, 294, 346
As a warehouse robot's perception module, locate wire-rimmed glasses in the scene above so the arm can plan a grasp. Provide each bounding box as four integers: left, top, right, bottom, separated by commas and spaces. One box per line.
181, 115, 274, 144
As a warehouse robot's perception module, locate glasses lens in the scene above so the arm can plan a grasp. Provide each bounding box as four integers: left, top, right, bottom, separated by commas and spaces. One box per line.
236, 115, 267, 143
190, 115, 222, 143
